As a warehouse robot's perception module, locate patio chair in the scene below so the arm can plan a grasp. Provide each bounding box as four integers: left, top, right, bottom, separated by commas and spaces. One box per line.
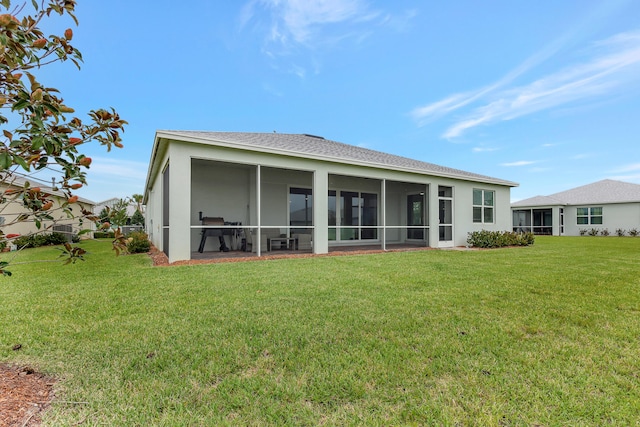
244, 228, 283, 252
292, 232, 312, 251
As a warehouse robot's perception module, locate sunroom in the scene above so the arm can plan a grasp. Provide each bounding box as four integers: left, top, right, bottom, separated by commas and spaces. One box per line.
186, 159, 433, 257
143, 131, 516, 263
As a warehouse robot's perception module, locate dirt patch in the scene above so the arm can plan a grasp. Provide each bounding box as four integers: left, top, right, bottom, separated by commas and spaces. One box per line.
147, 244, 435, 267
0, 364, 56, 427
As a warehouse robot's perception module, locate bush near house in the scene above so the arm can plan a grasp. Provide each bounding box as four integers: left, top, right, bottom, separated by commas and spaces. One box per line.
13, 232, 69, 249
126, 231, 150, 254
577, 228, 639, 237
94, 231, 116, 239
467, 230, 534, 248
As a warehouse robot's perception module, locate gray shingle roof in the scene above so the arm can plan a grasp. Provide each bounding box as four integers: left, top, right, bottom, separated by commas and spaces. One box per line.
156, 131, 517, 186
511, 195, 565, 207
2, 174, 95, 206
512, 179, 640, 207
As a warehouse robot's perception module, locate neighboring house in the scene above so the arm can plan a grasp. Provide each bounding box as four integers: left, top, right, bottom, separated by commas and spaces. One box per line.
511, 179, 640, 236
95, 197, 139, 218
143, 131, 518, 263
0, 175, 96, 240
94, 197, 145, 235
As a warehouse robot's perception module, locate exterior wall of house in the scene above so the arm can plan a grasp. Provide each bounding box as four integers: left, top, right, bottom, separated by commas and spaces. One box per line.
150, 138, 514, 262
511, 203, 640, 236
144, 147, 169, 254
564, 203, 640, 235
460, 182, 513, 236
0, 185, 95, 240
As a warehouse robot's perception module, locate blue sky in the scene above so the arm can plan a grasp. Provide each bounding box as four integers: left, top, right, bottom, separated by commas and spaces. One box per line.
33, 0, 640, 202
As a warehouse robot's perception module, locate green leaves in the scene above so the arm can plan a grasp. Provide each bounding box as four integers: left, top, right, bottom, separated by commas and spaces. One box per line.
0, 260, 11, 276
0, 0, 126, 273
0, 152, 12, 170
57, 242, 87, 265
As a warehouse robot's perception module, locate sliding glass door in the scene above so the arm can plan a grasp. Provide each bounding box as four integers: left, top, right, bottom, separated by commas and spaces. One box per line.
407, 193, 424, 240
329, 190, 378, 242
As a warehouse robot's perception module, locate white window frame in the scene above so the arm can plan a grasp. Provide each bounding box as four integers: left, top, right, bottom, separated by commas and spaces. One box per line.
473, 189, 495, 224
576, 207, 603, 225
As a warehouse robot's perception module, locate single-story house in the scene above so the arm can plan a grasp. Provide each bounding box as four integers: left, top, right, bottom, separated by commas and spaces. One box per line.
143, 131, 518, 263
511, 179, 640, 236
0, 175, 96, 241
95, 197, 141, 218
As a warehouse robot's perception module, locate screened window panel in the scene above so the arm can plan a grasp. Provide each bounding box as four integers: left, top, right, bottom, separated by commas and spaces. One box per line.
473, 189, 482, 206
484, 191, 494, 206
473, 207, 482, 223
484, 207, 494, 223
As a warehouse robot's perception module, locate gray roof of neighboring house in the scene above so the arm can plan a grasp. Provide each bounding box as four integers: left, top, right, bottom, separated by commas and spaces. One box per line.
512, 179, 640, 207
152, 131, 518, 187
2, 174, 95, 206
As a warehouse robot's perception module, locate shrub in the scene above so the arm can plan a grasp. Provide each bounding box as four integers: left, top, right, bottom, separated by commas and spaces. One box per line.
13, 232, 68, 249
615, 229, 625, 237
579, 229, 588, 236
127, 231, 150, 254
600, 229, 610, 237
46, 232, 69, 245
629, 228, 639, 237
588, 228, 599, 236
94, 231, 115, 239
467, 230, 535, 248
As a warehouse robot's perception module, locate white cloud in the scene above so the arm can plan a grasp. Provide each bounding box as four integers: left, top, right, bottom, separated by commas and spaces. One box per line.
87, 157, 148, 182
501, 160, 536, 167
610, 162, 640, 173
472, 146, 498, 153
379, 9, 418, 32
242, 0, 377, 47
411, 29, 640, 139
410, 26, 572, 127
607, 173, 640, 183
241, 1, 416, 65
71, 157, 149, 201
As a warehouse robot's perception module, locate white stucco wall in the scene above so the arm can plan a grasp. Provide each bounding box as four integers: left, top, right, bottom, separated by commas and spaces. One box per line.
564, 203, 640, 235
511, 203, 640, 236
144, 148, 169, 253
146, 137, 515, 262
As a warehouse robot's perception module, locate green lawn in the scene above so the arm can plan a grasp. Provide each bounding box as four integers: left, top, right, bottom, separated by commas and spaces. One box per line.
1, 236, 639, 425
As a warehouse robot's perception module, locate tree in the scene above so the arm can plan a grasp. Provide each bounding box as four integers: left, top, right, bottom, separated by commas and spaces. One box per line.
97, 207, 110, 224
0, 0, 128, 275
131, 193, 143, 213
106, 198, 129, 230
130, 209, 144, 226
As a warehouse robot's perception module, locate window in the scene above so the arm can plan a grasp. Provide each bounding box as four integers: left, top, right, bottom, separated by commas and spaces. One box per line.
577, 207, 602, 225
329, 189, 378, 241
473, 189, 494, 223
289, 187, 312, 233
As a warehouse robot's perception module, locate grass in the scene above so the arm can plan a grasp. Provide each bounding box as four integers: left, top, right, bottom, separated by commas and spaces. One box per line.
1, 236, 639, 425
